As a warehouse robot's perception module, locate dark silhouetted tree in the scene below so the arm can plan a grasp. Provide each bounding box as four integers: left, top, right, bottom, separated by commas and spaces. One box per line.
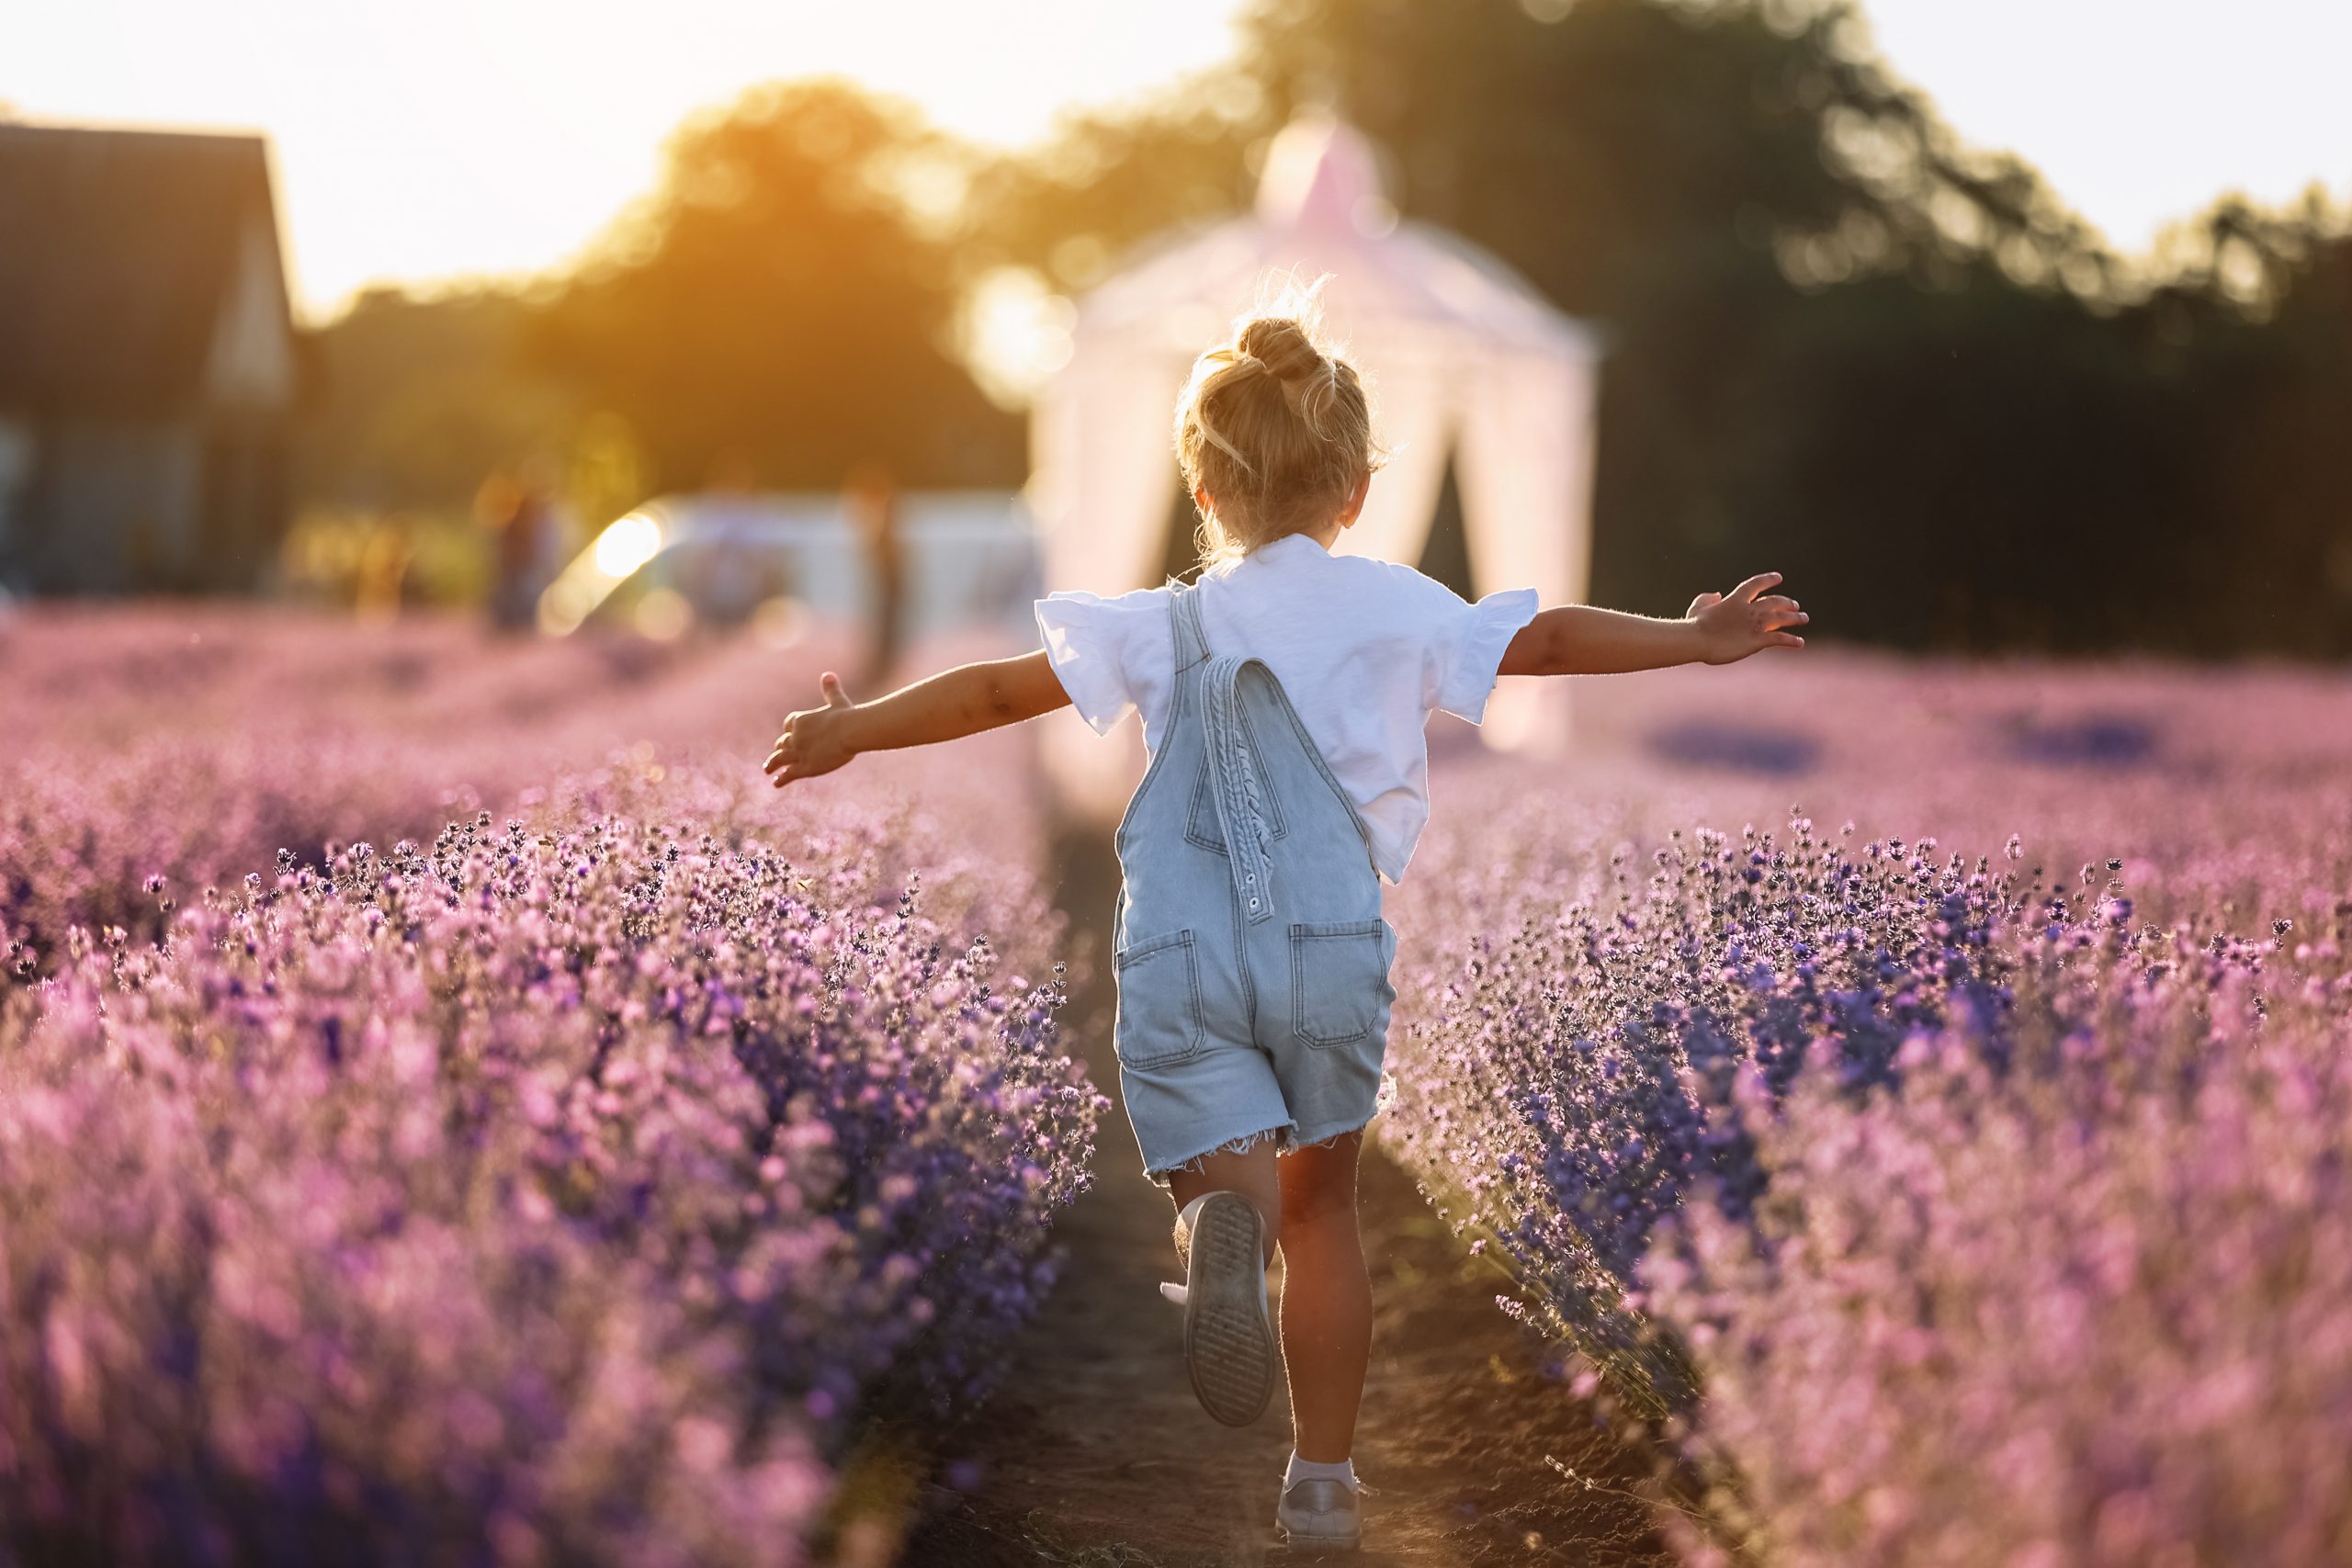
982, 0, 2350, 655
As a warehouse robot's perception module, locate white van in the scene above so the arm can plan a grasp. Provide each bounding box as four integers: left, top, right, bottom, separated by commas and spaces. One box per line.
539, 490, 1042, 646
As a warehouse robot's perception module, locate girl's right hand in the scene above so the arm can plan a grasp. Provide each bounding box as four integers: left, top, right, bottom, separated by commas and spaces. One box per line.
763, 672, 858, 786
1688, 573, 1807, 664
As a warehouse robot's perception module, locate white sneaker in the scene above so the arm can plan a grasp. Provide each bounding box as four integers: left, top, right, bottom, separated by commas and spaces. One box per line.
1161, 1190, 1275, 1426
1275, 1473, 1369, 1553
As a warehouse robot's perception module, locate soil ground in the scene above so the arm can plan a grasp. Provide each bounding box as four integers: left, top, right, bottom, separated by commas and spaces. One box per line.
888, 827, 1677, 1567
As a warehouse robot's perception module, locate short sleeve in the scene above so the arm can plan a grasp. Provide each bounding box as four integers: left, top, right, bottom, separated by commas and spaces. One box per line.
1428, 586, 1542, 723
1033, 587, 1171, 736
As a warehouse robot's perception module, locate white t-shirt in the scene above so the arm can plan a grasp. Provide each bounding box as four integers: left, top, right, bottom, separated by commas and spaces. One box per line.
1034, 532, 1541, 884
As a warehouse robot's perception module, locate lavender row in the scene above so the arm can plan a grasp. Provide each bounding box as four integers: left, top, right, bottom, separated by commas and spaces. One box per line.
1384, 735, 2352, 1559
1648, 903, 2352, 1563
1383, 805, 2030, 1411
0, 766, 1102, 1565
1, 606, 1044, 962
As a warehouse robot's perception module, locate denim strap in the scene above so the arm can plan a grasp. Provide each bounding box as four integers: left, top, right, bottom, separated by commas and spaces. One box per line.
1169, 575, 1211, 669
1175, 586, 1277, 925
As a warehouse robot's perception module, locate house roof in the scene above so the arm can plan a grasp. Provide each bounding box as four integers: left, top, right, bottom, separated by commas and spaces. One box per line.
0, 123, 294, 417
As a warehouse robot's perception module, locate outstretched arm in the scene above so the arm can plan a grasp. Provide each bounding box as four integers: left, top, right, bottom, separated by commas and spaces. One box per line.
1498, 572, 1806, 678
763, 649, 1071, 786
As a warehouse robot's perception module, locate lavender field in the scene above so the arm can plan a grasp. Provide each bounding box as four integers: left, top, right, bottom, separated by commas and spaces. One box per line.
1388, 659, 2352, 1562
1, 609, 1096, 1564
1, 607, 1046, 958
8, 609, 2352, 1564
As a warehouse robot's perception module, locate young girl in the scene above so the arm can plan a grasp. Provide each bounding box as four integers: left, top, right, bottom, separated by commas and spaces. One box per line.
763, 306, 1804, 1552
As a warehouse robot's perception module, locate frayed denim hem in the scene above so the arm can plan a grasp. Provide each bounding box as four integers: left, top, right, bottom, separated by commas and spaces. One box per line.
1144, 1110, 1381, 1188
1283, 1109, 1379, 1154
1145, 1122, 1295, 1189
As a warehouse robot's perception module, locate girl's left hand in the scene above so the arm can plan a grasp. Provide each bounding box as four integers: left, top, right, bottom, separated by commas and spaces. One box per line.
1689, 573, 1807, 664
763, 672, 858, 786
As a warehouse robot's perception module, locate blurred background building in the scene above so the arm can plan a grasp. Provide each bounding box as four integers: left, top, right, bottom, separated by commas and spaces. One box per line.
0, 125, 299, 595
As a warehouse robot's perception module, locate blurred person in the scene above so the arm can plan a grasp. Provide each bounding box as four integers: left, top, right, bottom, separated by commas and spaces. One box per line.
480, 469, 556, 632
692, 449, 769, 629
762, 298, 1804, 1554
353, 514, 415, 622
978, 520, 1047, 638
0, 421, 29, 590
843, 460, 905, 686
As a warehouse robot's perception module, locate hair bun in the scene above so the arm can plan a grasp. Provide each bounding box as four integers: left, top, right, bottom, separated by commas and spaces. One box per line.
1237, 317, 1327, 384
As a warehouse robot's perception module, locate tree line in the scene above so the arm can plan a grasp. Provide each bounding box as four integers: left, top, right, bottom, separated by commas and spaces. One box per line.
301, 0, 2352, 658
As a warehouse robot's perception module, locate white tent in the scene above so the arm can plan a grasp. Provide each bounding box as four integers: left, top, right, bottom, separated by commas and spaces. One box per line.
1028, 113, 1602, 822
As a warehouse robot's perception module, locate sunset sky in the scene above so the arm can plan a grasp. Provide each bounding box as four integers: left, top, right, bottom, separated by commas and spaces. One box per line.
5, 0, 2345, 320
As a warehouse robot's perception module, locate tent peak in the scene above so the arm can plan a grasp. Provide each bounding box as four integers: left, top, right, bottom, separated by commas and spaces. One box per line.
1254, 114, 1390, 237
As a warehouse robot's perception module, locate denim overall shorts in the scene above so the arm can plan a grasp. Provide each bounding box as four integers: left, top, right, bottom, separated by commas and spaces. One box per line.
1111, 578, 1398, 1182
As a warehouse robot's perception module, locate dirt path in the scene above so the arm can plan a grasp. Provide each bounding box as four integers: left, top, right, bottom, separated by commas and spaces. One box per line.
893, 829, 1674, 1567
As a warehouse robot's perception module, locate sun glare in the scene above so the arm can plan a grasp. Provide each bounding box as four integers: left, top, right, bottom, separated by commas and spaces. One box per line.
963, 267, 1079, 410
592, 513, 662, 578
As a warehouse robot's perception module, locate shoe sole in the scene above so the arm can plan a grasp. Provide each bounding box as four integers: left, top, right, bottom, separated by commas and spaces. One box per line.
1274, 1524, 1363, 1555
1182, 1191, 1275, 1426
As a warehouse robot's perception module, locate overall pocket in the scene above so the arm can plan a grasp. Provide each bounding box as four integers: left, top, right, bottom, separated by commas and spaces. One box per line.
1114, 929, 1204, 1069
1290, 919, 1396, 1049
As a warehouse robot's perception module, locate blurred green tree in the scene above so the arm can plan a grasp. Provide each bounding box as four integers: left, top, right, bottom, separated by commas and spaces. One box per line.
2150, 202, 2352, 657
298, 286, 574, 513
527, 79, 1022, 492
961, 72, 1279, 296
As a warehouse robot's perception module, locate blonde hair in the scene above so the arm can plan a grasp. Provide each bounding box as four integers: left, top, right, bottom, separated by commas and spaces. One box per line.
1172, 288, 1384, 568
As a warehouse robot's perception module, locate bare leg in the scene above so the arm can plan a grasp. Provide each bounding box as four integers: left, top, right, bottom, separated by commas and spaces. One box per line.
1273, 1132, 1370, 1463
1166, 1138, 1282, 1266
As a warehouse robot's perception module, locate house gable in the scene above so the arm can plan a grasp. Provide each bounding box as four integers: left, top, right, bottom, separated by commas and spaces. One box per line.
205, 212, 299, 411
0, 123, 295, 419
